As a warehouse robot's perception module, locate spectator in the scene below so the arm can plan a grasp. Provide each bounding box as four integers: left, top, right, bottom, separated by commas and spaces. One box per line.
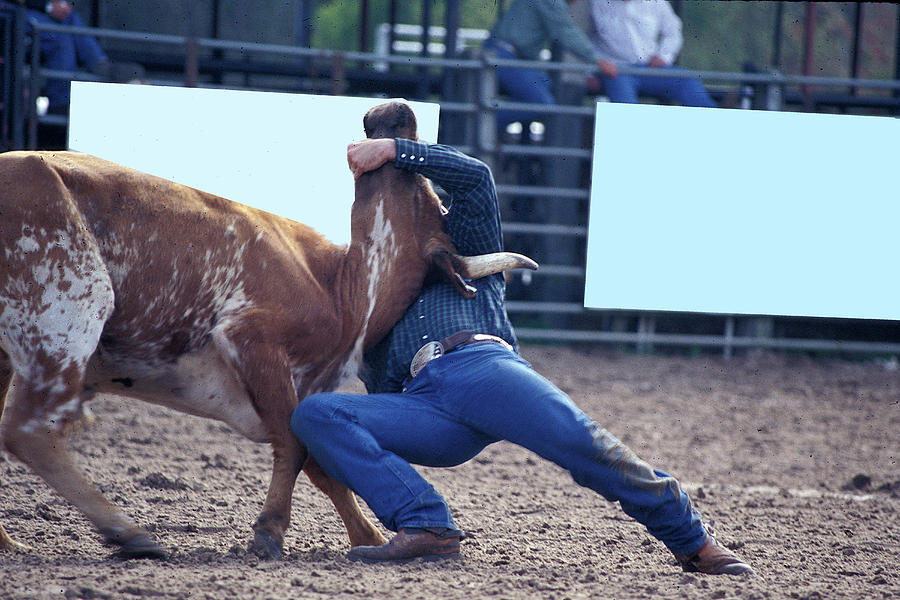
290, 117, 755, 576
25, 0, 110, 113
484, 0, 608, 130
589, 0, 716, 107
24, 0, 144, 148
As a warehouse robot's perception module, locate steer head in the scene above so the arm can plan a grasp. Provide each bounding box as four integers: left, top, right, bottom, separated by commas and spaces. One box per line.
357, 101, 537, 301
363, 100, 419, 141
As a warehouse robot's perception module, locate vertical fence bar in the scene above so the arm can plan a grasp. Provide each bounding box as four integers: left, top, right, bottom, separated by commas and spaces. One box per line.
359, 1, 369, 53
27, 30, 41, 149
802, 2, 817, 102
9, 1, 25, 149
476, 54, 497, 167
895, 4, 900, 95
331, 52, 345, 96
1, 8, 11, 150
771, 1, 784, 69
184, 37, 199, 87
850, 2, 863, 95
724, 316, 735, 358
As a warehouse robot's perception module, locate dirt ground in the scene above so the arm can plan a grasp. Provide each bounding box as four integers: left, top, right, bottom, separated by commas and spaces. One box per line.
2, 344, 898, 600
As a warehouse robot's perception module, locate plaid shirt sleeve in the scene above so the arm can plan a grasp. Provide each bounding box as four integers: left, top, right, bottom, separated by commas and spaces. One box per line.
394, 138, 504, 256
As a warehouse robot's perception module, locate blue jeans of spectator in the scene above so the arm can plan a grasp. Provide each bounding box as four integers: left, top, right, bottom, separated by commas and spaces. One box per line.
26, 9, 107, 109
600, 64, 717, 108
291, 343, 707, 555
484, 39, 555, 130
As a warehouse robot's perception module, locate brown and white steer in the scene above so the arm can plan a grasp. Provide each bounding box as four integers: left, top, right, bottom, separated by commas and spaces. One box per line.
0, 101, 537, 559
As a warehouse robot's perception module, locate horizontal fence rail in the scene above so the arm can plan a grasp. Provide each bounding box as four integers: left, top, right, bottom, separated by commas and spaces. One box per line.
4, 17, 900, 357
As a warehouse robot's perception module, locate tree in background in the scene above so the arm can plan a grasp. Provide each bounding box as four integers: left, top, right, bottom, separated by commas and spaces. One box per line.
312, 1, 501, 51
311, 0, 897, 86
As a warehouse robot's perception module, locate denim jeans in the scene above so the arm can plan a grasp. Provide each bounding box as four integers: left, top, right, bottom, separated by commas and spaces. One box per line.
484, 40, 555, 130
599, 64, 717, 108
291, 343, 707, 555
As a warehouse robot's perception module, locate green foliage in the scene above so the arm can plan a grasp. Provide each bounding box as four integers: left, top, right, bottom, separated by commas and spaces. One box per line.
676, 1, 897, 82
311, 1, 897, 80
678, 2, 781, 72
311, 1, 363, 51
311, 0, 503, 51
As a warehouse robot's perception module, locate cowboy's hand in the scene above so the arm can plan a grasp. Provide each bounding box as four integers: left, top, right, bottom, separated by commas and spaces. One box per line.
596, 59, 618, 78
347, 138, 396, 179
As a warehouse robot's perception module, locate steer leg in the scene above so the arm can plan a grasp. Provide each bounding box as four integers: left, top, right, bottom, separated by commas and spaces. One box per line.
212, 328, 307, 560
215, 325, 385, 558
0, 354, 30, 553
303, 456, 387, 548
1, 241, 162, 558
1, 373, 164, 558
250, 426, 307, 560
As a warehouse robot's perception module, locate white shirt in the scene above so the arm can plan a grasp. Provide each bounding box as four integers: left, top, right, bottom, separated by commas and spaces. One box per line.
590, 0, 683, 65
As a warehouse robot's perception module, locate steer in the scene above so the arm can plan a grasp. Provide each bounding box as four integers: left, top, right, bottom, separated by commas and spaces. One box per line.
0, 101, 537, 559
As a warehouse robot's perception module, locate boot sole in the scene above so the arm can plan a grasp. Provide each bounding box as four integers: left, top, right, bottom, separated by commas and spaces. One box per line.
347, 550, 461, 565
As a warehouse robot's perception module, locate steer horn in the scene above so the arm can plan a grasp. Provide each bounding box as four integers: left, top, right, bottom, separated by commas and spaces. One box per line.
456, 252, 538, 280
439, 251, 538, 299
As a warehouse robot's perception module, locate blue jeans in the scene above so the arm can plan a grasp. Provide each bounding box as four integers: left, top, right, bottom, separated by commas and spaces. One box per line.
291, 343, 707, 555
600, 64, 717, 108
485, 40, 555, 130
26, 10, 107, 109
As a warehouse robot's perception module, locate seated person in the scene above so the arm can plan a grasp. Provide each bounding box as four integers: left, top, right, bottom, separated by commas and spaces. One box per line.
484, 0, 609, 130
25, 0, 110, 114
588, 0, 716, 107
24, 0, 144, 148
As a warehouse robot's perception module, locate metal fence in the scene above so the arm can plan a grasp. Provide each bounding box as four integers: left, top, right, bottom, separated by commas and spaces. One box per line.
4, 15, 900, 357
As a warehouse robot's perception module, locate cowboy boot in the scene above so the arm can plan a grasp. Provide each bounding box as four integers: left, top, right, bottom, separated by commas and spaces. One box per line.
675, 535, 754, 575
346, 528, 461, 563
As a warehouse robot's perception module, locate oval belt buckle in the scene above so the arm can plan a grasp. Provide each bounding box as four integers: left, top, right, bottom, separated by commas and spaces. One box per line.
410, 341, 444, 380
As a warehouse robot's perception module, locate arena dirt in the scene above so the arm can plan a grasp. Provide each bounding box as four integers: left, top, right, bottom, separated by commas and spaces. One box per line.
2, 345, 898, 599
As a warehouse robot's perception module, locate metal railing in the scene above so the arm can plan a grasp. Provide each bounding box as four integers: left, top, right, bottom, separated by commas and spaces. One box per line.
5, 18, 900, 357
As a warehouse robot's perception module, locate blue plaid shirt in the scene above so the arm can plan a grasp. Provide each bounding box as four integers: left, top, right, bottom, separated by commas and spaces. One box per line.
361, 139, 519, 393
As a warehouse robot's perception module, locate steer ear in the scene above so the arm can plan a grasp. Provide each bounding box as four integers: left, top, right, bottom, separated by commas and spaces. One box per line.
431, 251, 478, 299
429, 248, 539, 299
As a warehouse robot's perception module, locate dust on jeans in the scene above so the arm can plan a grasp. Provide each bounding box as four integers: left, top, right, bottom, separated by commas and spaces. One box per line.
589, 423, 680, 498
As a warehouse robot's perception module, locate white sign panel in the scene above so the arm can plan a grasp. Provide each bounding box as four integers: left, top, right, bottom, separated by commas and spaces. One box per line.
68, 83, 440, 245
585, 103, 900, 320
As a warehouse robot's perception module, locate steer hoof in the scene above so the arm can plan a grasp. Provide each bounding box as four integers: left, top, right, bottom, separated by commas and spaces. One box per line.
113, 533, 167, 560
249, 530, 283, 560
0, 527, 32, 553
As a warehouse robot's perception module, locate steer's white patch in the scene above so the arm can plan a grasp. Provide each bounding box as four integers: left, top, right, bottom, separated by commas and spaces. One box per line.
363, 196, 397, 321
2, 226, 114, 433
164, 340, 268, 442
291, 365, 309, 396
95, 228, 251, 360
1, 228, 113, 373
40, 396, 83, 430
15, 235, 40, 254
328, 196, 400, 389
88, 333, 268, 442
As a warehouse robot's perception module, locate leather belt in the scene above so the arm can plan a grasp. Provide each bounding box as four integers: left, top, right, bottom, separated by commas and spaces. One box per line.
408, 330, 512, 381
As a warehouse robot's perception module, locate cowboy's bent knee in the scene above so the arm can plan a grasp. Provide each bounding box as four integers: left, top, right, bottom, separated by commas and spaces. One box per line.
291, 393, 342, 441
